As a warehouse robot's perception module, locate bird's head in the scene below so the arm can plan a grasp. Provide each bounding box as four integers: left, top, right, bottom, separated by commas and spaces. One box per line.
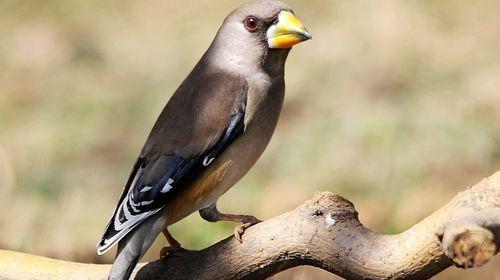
208, 0, 311, 75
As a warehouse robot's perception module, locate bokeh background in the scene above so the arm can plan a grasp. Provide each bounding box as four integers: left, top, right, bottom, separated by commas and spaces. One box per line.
1, 0, 499, 279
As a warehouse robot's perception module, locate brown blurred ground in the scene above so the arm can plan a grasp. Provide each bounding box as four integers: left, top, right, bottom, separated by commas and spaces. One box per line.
0, 1, 499, 279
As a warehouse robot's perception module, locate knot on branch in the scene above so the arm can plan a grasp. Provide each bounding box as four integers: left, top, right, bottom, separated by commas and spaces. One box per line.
440, 208, 500, 269
301, 192, 358, 223
443, 225, 496, 268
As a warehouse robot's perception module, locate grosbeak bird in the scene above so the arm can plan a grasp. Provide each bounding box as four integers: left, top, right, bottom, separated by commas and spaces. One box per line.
97, 0, 311, 279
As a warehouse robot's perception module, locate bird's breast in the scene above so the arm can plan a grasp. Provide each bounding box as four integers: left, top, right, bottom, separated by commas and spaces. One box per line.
166, 76, 285, 225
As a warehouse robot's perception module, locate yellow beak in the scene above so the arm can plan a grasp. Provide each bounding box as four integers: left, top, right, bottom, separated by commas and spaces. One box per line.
267, 11, 312, 49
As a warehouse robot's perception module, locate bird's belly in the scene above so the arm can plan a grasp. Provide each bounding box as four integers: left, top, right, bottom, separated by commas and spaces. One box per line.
165, 115, 278, 225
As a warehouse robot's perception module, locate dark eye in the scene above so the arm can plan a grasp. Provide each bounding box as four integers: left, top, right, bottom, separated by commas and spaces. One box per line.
244, 16, 259, 31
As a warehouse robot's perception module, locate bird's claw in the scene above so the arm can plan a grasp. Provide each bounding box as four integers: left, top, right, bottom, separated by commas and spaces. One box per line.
159, 246, 187, 261
234, 216, 261, 243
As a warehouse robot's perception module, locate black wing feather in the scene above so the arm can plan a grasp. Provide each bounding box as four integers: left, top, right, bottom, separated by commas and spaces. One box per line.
97, 106, 246, 255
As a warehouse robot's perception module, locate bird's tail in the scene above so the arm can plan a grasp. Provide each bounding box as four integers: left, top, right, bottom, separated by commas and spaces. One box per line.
108, 210, 167, 280
108, 240, 140, 280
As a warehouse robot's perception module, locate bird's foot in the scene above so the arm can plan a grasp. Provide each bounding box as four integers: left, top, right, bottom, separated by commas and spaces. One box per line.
234, 215, 261, 243
160, 245, 188, 260
199, 205, 262, 243
160, 228, 187, 260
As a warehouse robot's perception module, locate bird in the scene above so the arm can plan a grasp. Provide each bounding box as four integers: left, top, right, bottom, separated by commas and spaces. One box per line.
97, 1, 311, 279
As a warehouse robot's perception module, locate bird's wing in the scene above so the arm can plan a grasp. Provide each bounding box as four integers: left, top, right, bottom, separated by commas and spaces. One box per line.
97, 72, 248, 255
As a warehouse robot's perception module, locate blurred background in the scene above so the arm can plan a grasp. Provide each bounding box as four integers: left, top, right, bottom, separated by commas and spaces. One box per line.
0, 0, 499, 279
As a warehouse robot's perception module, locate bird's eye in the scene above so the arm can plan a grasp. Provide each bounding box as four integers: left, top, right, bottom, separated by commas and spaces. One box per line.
244, 16, 259, 31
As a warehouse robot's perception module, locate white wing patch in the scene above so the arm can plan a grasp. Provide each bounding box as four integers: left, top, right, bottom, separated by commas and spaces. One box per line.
161, 178, 174, 193
203, 156, 215, 166
111, 178, 175, 234
101, 193, 161, 249
140, 186, 153, 192
98, 200, 161, 255
128, 195, 140, 213
140, 200, 154, 206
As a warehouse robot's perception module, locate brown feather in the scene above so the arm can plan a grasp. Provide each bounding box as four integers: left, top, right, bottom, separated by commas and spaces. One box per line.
140, 69, 247, 183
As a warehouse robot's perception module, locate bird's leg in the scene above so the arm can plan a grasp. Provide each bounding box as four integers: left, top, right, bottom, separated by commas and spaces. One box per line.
199, 203, 261, 243
159, 227, 186, 260
163, 227, 182, 248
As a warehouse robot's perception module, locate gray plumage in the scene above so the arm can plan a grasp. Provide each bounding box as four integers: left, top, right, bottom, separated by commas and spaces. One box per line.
98, 1, 311, 279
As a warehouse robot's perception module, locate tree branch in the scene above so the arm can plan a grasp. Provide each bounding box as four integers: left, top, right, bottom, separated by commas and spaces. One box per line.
1, 172, 499, 280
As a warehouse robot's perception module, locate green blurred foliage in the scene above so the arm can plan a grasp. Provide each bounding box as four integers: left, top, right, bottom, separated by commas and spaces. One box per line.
0, 1, 499, 279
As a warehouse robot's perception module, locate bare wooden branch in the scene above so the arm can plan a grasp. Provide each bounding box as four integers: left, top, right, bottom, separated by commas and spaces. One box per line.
1, 172, 499, 280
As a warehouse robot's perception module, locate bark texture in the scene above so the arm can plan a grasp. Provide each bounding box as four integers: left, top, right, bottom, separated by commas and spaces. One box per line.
1, 172, 499, 280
